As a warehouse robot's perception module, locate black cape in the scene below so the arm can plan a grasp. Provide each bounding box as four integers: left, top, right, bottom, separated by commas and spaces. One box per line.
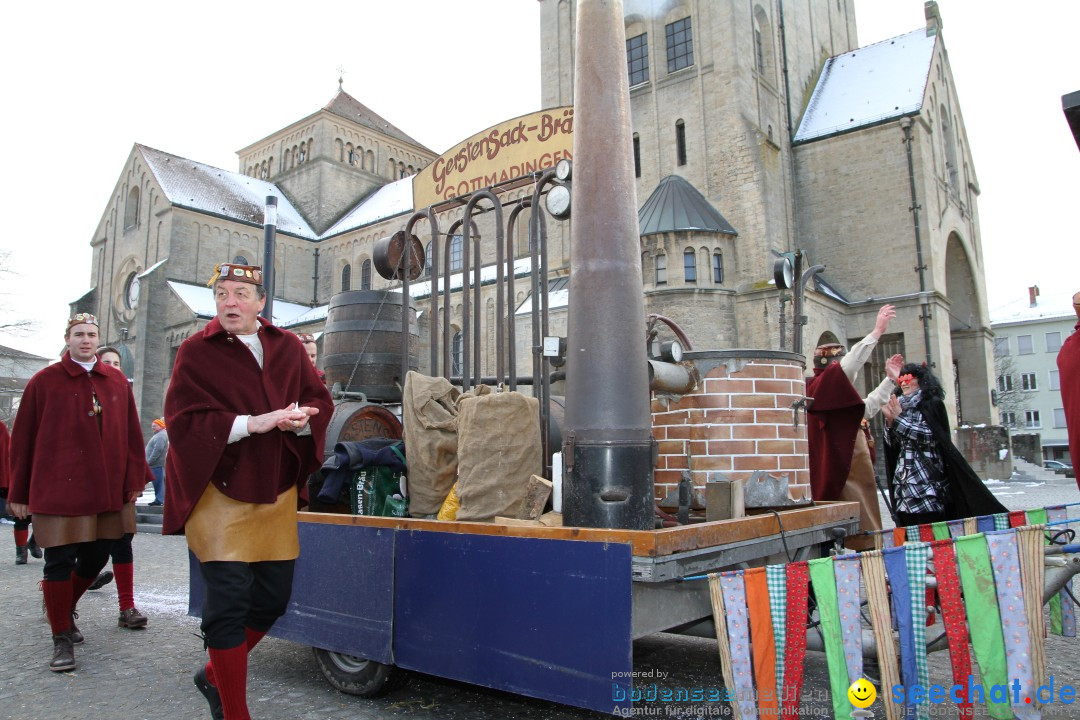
884, 393, 1007, 520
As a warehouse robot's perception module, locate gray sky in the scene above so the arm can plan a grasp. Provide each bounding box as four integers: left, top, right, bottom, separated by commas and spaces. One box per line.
1, 0, 1077, 359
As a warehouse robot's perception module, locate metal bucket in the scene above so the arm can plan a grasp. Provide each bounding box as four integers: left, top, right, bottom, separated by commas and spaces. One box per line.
322, 290, 419, 402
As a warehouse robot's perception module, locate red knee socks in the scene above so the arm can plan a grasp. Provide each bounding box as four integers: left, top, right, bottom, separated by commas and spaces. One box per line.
42, 580, 73, 636
113, 562, 135, 611
207, 644, 250, 720
70, 572, 97, 612
207, 627, 268, 685
14, 528, 28, 547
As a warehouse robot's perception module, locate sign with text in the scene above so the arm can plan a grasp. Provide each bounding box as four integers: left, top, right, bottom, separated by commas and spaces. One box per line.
413, 106, 573, 209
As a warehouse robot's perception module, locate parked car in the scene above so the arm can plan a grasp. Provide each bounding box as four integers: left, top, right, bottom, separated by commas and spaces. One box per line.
1043, 460, 1075, 477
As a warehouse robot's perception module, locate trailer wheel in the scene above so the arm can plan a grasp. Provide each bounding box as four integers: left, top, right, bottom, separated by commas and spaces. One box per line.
312, 647, 396, 697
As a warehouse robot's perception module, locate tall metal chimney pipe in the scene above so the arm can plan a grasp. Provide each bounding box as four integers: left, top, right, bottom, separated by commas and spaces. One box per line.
562, 0, 655, 530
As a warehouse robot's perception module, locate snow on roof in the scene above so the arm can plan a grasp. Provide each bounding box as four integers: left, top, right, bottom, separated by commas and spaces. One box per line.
989, 294, 1077, 326
282, 304, 329, 328
140, 145, 316, 239
322, 178, 415, 238
137, 258, 168, 278
167, 280, 314, 325
794, 29, 935, 144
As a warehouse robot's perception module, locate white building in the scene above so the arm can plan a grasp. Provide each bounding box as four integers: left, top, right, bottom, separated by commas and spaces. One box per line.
990, 287, 1077, 463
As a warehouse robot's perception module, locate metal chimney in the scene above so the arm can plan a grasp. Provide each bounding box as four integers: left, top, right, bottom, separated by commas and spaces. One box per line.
562, 0, 655, 530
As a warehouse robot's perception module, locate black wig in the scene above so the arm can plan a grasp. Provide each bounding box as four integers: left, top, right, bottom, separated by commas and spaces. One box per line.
894, 362, 945, 399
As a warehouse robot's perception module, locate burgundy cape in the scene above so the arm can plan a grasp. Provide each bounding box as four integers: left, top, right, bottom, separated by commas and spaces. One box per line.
163, 317, 333, 535
8, 353, 148, 513
805, 363, 865, 501
0, 420, 10, 494
1057, 319, 1080, 491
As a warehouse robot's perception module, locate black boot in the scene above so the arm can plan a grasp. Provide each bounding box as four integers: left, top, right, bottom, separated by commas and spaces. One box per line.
27, 534, 42, 559
194, 666, 225, 720
15, 546, 27, 565
50, 633, 76, 672
69, 612, 84, 645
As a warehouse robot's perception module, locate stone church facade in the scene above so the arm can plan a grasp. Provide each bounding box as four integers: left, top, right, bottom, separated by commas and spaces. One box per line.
76, 0, 995, 435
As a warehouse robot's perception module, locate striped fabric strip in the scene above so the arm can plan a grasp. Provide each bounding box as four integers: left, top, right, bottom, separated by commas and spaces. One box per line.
883, 546, 918, 720
955, 534, 1013, 719
1045, 506, 1076, 637
993, 513, 1010, 531
809, 557, 853, 720
1017, 525, 1047, 703
708, 574, 745, 720
860, 551, 902, 720
874, 531, 885, 550
833, 555, 863, 687
977, 515, 995, 534
985, 530, 1040, 720
744, 568, 779, 717
929, 539, 973, 717
904, 541, 931, 720
782, 561, 810, 718
931, 521, 950, 540
947, 519, 966, 539
963, 517, 978, 537
918, 524, 935, 543
766, 564, 788, 692
720, 571, 759, 719
1008, 510, 1028, 528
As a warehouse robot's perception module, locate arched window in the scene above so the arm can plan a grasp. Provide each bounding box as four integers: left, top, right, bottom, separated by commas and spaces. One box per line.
941, 104, 959, 192
633, 133, 641, 178
752, 6, 775, 79
675, 120, 687, 166
712, 251, 724, 284
451, 331, 464, 376
655, 253, 667, 285
449, 234, 463, 273
298, 142, 307, 163
124, 186, 140, 229
341, 263, 352, 292
361, 259, 372, 290
364, 149, 375, 172
683, 248, 697, 282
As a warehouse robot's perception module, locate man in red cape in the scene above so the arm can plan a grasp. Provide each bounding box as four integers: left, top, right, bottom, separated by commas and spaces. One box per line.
1057, 290, 1080, 491
806, 306, 900, 547
165, 260, 332, 720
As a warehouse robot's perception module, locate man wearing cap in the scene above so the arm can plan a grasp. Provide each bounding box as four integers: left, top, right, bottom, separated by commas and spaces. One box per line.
7, 313, 149, 671
806, 305, 899, 548
164, 261, 332, 720
296, 333, 326, 386
145, 417, 168, 506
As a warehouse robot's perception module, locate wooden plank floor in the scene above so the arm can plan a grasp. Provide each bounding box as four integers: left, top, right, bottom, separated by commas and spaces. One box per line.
299, 501, 859, 557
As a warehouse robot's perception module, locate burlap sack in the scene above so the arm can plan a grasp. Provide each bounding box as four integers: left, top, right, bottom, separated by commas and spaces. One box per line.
401, 371, 461, 515
455, 390, 541, 522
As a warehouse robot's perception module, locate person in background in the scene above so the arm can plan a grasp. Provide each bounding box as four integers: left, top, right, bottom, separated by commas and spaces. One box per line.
94, 346, 150, 630
1056, 290, 1080, 492
165, 261, 332, 719
296, 333, 326, 386
881, 361, 1008, 525
1, 418, 43, 564
7, 315, 149, 671
145, 417, 168, 506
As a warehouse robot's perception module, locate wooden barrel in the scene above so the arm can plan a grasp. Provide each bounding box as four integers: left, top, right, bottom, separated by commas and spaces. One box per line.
322, 290, 419, 402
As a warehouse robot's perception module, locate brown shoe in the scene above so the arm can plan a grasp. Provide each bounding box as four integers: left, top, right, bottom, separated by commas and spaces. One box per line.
50, 633, 76, 672
118, 607, 148, 629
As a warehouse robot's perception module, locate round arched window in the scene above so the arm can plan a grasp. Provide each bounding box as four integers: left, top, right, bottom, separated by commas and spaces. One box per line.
124, 273, 141, 310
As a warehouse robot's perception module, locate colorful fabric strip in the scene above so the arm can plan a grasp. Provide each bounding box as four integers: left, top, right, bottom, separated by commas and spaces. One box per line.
720, 572, 758, 719
881, 530, 895, 549
1008, 510, 1028, 528
883, 546, 918, 720
766, 564, 788, 692
993, 513, 1010, 531
1045, 506, 1076, 637
1017, 525, 1047, 703
977, 515, 995, 534
782, 561, 810, 718
918, 524, 935, 543
985, 530, 1040, 719
906, 525, 921, 543
707, 574, 745, 720
833, 555, 863, 687
809, 557, 853, 720
947, 519, 966, 539
893, 527, 906, 548
1026, 507, 1048, 527
904, 541, 931, 720
954, 534, 1013, 719
744, 568, 779, 716
929, 539, 973, 717
963, 517, 978, 537
931, 521, 950, 540
861, 551, 903, 720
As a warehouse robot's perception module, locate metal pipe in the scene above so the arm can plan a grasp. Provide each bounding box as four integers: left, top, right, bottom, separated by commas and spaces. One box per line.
506, 201, 529, 391
900, 117, 933, 367
647, 360, 696, 395
404, 208, 440, 376
563, 0, 654, 530
529, 173, 556, 477
260, 195, 278, 322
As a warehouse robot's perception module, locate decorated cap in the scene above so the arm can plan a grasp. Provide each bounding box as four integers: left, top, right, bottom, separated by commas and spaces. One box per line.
296, 333, 316, 344
67, 312, 99, 330
207, 261, 263, 287
813, 342, 846, 367
152, 417, 166, 430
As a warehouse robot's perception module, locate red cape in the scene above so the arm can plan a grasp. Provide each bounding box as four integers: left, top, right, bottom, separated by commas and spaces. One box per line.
805, 363, 865, 501
1057, 320, 1080, 491
163, 317, 333, 535
0, 420, 10, 494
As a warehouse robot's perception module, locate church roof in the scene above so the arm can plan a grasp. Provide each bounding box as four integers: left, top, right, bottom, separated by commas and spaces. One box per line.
638, 175, 738, 237
794, 29, 936, 144
324, 90, 430, 151
138, 145, 317, 239
322, 177, 415, 238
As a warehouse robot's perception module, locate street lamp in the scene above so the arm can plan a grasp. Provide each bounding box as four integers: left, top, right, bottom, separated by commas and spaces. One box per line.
261, 195, 278, 322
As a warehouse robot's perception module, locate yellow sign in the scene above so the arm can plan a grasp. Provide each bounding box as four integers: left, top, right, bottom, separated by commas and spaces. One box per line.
412, 106, 574, 209
847, 678, 877, 709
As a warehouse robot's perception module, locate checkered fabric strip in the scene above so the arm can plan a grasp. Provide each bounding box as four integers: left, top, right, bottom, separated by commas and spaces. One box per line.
906, 525, 921, 543
992, 513, 1010, 531
766, 563, 787, 692
904, 541, 931, 720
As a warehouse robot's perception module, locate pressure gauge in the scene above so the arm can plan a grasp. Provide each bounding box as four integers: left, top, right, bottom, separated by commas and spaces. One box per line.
545, 183, 571, 219
660, 340, 684, 363
554, 158, 572, 181
773, 256, 793, 289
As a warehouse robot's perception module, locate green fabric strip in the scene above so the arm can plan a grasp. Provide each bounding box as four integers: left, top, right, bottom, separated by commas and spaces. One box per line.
809, 557, 852, 720
1026, 508, 1047, 526
954, 534, 1012, 720
931, 521, 950, 541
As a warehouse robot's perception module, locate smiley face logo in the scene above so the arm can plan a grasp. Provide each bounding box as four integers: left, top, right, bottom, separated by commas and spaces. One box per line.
848, 678, 876, 708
